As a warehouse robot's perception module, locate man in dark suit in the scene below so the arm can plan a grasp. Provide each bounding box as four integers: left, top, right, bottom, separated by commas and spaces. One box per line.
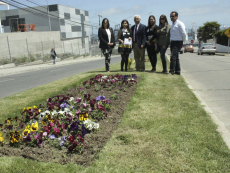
131, 15, 147, 71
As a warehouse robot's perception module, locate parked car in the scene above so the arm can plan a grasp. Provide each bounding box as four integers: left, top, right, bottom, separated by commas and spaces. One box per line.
179, 46, 184, 54
184, 45, 194, 53
198, 43, 216, 55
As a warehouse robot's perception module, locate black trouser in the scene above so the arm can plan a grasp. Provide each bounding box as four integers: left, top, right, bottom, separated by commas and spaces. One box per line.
146, 44, 157, 69
121, 53, 129, 71
102, 49, 112, 71
170, 41, 183, 74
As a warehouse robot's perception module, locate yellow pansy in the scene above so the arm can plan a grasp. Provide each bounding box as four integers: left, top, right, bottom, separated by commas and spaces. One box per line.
27, 107, 32, 111
41, 120, 47, 126
30, 122, 38, 132
22, 107, 26, 112
14, 117, 19, 122
79, 114, 84, 121
33, 105, 37, 109
25, 125, 31, 129
0, 136, 4, 144
9, 132, 15, 138
38, 109, 41, 113
22, 129, 30, 136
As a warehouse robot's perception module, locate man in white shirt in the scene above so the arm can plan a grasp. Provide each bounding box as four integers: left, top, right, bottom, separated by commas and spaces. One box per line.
169, 11, 186, 75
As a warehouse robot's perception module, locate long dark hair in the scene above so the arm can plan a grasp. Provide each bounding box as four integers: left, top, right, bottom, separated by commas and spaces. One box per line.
148, 15, 156, 30
120, 19, 131, 32
159, 14, 169, 27
102, 18, 110, 29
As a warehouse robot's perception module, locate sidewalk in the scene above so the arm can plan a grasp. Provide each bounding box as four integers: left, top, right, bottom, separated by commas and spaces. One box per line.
0, 55, 112, 77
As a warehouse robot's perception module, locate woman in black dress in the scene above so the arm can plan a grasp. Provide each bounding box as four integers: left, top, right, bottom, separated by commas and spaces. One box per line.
98, 18, 116, 72
117, 19, 132, 71
146, 15, 158, 72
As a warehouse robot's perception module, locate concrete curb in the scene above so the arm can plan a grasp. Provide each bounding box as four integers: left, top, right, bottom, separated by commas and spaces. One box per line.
166, 53, 230, 149
0, 63, 15, 69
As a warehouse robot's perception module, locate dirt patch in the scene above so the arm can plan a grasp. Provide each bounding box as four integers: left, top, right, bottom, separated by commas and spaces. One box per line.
0, 75, 141, 166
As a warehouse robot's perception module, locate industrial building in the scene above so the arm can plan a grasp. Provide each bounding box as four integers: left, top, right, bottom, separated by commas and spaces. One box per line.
0, 4, 90, 41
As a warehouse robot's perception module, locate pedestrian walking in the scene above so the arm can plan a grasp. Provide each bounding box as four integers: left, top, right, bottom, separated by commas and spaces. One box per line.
98, 18, 116, 72
156, 14, 171, 73
131, 15, 146, 71
50, 48, 57, 64
169, 11, 186, 75
118, 19, 132, 72
146, 15, 158, 72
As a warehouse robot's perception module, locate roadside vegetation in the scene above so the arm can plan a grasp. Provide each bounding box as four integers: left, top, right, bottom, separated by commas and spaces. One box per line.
0, 55, 230, 172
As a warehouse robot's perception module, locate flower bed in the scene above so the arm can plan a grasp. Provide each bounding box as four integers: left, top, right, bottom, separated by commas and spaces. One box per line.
0, 73, 139, 165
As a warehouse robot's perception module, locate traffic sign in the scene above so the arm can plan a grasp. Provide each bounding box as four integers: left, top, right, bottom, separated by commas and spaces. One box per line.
225, 28, 230, 37
191, 40, 194, 43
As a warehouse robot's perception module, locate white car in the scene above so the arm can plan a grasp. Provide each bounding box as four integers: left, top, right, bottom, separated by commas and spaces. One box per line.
198, 43, 216, 55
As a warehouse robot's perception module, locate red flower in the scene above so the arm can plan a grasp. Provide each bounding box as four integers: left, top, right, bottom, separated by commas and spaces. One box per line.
61, 123, 65, 130
68, 135, 75, 143
48, 122, 54, 129
54, 127, 60, 136
81, 138, 84, 143
73, 141, 78, 146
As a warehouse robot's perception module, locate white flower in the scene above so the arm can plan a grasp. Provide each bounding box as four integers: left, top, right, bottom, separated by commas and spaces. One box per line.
87, 124, 93, 131
69, 97, 74, 102
93, 123, 100, 129
44, 110, 51, 114
51, 110, 58, 115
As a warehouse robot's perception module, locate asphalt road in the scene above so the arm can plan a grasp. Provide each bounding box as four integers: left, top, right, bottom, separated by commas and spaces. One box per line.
0, 54, 133, 99
176, 51, 230, 134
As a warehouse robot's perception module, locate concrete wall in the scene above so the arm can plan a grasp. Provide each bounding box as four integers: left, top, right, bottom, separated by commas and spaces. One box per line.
0, 31, 90, 60
216, 44, 230, 53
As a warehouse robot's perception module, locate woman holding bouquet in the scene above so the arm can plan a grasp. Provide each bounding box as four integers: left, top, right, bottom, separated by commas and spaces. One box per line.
117, 19, 132, 72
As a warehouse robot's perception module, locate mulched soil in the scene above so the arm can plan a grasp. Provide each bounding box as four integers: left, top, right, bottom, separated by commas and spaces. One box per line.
0, 76, 140, 166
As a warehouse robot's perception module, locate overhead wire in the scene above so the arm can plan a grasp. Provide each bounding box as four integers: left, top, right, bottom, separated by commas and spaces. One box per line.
0, 0, 92, 27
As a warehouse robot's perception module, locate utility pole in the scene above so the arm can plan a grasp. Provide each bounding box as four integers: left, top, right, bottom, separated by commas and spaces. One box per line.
98, 15, 102, 27
46, 0, 51, 31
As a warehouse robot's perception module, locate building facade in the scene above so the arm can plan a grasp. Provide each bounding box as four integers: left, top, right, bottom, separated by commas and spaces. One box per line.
0, 4, 90, 41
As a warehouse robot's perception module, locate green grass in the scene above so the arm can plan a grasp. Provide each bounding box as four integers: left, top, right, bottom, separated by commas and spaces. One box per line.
0, 55, 230, 172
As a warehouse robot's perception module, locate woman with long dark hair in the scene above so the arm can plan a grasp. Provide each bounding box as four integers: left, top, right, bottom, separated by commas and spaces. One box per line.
98, 18, 116, 72
156, 14, 171, 73
117, 19, 132, 71
146, 15, 158, 72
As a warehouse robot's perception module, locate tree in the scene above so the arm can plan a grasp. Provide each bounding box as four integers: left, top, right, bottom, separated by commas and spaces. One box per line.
214, 29, 229, 46
197, 22, 221, 42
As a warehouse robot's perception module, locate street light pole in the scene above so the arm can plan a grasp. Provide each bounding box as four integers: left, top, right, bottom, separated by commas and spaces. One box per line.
46, 0, 51, 31
98, 15, 102, 27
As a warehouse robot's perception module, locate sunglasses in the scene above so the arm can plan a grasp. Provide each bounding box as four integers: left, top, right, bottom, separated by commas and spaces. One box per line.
160, 18, 165, 20
170, 16, 175, 17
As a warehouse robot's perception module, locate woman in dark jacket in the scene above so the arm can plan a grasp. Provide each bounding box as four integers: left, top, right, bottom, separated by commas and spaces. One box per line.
146, 15, 158, 72
117, 19, 132, 71
98, 18, 116, 72
156, 15, 171, 73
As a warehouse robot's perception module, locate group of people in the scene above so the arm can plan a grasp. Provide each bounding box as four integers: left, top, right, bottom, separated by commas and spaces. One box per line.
98, 11, 186, 75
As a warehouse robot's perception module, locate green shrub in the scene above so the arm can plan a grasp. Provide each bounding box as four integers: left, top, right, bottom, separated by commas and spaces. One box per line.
214, 29, 229, 46
0, 58, 11, 65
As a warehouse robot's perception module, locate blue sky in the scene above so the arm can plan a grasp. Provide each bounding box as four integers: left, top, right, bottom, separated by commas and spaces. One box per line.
1, 0, 229, 31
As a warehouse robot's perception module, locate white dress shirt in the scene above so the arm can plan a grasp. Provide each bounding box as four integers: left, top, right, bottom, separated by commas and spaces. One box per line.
105, 29, 111, 43
170, 19, 186, 42
133, 23, 140, 41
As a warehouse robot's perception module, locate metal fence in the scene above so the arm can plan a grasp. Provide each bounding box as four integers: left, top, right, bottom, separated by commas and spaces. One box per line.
0, 37, 120, 65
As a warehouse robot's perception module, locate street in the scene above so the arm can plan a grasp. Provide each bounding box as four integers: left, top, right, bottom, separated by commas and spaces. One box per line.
177, 51, 230, 134
0, 54, 132, 99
